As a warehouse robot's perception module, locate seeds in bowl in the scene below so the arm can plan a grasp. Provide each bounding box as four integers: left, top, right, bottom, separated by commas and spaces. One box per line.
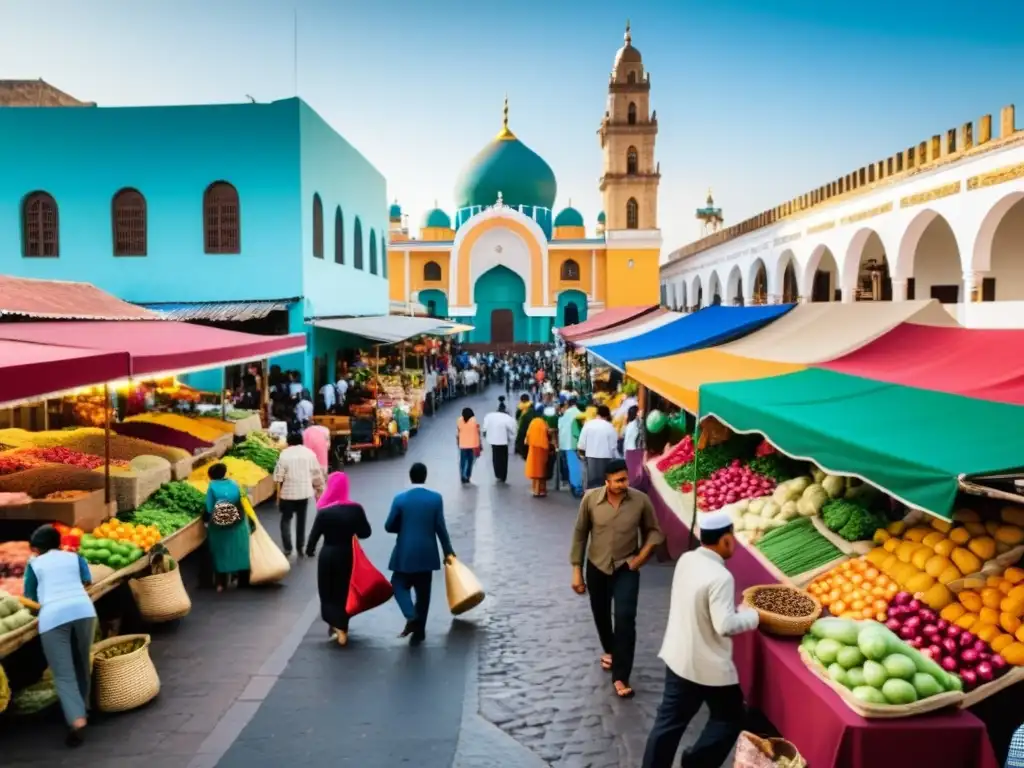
752, 588, 816, 617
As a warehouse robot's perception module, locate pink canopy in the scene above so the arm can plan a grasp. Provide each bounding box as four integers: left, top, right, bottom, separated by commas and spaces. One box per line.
557, 306, 659, 342
0, 340, 130, 406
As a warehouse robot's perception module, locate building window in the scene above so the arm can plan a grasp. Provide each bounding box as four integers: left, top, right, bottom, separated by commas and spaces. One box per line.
111, 188, 147, 256
627, 71, 636, 84
369, 228, 378, 275
626, 198, 639, 230
334, 207, 344, 264
353, 217, 363, 270
628, 102, 637, 125
381, 235, 388, 278
312, 193, 324, 258
423, 261, 442, 281
626, 146, 638, 175
203, 181, 240, 254
560, 259, 580, 281
22, 191, 59, 257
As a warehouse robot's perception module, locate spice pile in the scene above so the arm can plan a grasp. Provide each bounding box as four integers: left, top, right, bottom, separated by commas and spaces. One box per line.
751, 587, 817, 617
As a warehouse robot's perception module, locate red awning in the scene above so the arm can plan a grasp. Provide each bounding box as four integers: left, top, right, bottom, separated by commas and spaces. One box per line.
0, 275, 160, 320
0, 321, 306, 377
822, 323, 1024, 405
557, 306, 659, 342
0, 340, 130, 406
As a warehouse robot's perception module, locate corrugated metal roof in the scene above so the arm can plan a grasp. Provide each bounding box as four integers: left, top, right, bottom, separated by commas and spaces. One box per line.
0, 276, 161, 320
141, 300, 295, 322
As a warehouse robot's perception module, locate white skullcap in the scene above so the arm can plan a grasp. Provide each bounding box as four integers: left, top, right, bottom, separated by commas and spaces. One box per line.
699, 511, 734, 533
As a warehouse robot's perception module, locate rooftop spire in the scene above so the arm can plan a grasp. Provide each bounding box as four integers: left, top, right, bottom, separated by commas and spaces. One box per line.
624, 19, 631, 45
495, 93, 516, 141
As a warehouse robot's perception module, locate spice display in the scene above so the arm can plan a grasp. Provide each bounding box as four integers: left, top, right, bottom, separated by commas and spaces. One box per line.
751, 587, 817, 617
0, 454, 47, 476
187, 457, 267, 493
0, 428, 190, 463
43, 490, 91, 501
16, 447, 128, 471
125, 413, 228, 443
113, 421, 212, 453
0, 465, 105, 497
755, 517, 845, 577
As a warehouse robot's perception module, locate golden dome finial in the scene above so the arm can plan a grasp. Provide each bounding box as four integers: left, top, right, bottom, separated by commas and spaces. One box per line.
706, 188, 714, 205
495, 93, 516, 141
625, 19, 631, 44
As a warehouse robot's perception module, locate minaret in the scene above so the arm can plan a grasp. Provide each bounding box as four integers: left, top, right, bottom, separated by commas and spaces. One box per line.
598, 20, 660, 231
696, 189, 723, 236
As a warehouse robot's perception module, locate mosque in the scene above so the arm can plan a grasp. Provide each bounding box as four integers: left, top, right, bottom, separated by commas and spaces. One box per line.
386, 24, 662, 345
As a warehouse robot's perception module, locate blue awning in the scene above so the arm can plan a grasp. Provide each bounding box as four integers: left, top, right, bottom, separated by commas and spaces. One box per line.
585, 304, 795, 370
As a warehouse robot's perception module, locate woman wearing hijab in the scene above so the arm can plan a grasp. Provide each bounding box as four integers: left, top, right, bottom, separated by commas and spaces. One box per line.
525, 407, 552, 497
23, 524, 96, 747
204, 463, 252, 592
306, 472, 371, 646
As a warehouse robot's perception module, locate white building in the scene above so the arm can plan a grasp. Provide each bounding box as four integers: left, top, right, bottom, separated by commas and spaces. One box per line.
660, 105, 1024, 328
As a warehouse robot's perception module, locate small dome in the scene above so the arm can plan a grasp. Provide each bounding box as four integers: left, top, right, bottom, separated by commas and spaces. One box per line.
554, 206, 584, 228
615, 22, 642, 66
389, 201, 402, 220
423, 207, 451, 229
597, 211, 606, 223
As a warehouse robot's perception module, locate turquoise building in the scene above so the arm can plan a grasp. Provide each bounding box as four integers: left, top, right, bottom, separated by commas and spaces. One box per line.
0, 94, 388, 390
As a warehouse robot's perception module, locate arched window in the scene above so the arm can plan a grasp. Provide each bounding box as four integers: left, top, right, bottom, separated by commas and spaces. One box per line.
111, 188, 146, 256
626, 146, 638, 175
22, 191, 59, 257
203, 182, 240, 254
381, 235, 388, 278
369, 229, 378, 275
312, 193, 324, 258
427, 300, 437, 318
560, 259, 580, 281
628, 102, 637, 125
334, 207, 344, 264
353, 217, 363, 270
423, 261, 442, 281
626, 198, 639, 230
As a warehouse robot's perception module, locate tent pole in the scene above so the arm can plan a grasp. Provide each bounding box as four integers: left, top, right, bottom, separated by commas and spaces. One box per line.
221, 368, 228, 421
103, 383, 111, 506
260, 358, 270, 426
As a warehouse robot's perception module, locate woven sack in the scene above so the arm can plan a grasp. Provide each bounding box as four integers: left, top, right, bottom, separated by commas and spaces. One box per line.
734, 732, 806, 768
91, 634, 160, 713
129, 567, 192, 623
249, 518, 290, 585
742, 585, 821, 637
444, 557, 485, 616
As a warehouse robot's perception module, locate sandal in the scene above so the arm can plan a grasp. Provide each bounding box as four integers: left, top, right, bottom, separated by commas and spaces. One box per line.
613, 681, 635, 699
600, 654, 613, 671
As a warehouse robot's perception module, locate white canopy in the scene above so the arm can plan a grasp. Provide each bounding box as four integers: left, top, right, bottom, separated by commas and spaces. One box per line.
311, 315, 473, 344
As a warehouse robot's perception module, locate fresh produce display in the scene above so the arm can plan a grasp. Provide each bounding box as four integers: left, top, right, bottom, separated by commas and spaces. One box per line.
822, 499, 888, 542
935, 566, 1024, 667
227, 433, 281, 473
8, 670, 57, 715
113, 421, 213, 453
90, 519, 162, 552
0, 661, 8, 714
885, 590, 1010, 691
43, 490, 91, 501
663, 439, 754, 490
195, 417, 237, 433
129, 481, 206, 535
750, 586, 817, 617
802, 617, 962, 704
808, 557, 899, 621
0, 492, 32, 506
0, 541, 30, 596
771, 476, 833, 518
187, 456, 268, 493
14, 446, 128, 471
79, 535, 145, 570
755, 517, 845, 577
655, 434, 694, 473
94, 636, 147, 660
745, 453, 792, 483
0, 453, 47, 475
222, 409, 255, 421
52, 522, 84, 552
731, 495, 798, 538
0, 427, 191, 464
0, 592, 34, 635
865, 508, 1024, 611
125, 413, 228, 443
696, 460, 777, 511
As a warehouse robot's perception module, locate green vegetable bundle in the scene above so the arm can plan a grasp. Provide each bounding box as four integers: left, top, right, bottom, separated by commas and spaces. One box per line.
755, 517, 844, 576
228, 435, 280, 473
663, 439, 754, 489
821, 499, 887, 542
127, 481, 205, 535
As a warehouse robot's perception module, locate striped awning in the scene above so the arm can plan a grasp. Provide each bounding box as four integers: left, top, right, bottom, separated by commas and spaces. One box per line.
141, 300, 295, 322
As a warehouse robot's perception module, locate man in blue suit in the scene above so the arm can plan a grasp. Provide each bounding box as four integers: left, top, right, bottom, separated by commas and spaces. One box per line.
385, 462, 455, 645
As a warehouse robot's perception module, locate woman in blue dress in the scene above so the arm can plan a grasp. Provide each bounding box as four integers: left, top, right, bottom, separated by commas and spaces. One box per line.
204, 463, 252, 592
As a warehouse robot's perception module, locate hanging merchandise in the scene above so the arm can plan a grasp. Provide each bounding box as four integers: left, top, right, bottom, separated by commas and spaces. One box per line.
645, 409, 667, 434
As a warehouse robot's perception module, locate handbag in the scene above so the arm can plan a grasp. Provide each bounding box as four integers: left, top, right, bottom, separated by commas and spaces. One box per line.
444, 556, 485, 616
345, 537, 393, 616
211, 500, 242, 527
248, 517, 290, 585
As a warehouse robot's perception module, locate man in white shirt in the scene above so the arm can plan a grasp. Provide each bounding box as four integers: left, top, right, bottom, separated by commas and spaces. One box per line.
641, 511, 759, 768
482, 398, 517, 483
335, 377, 349, 407
576, 405, 619, 490
273, 432, 326, 557
318, 381, 336, 413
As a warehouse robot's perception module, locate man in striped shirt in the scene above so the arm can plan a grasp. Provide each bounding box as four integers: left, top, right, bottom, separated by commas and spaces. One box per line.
273, 432, 325, 557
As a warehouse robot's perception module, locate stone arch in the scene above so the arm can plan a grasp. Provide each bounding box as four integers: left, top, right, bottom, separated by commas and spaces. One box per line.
748, 258, 768, 304
451, 208, 548, 307
895, 209, 962, 302
418, 288, 448, 318
774, 249, 798, 303
678, 280, 688, 310
979, 193, 1024, 300
972, 191, 1024, 274
708, 270, 723, 305
726, 265, 744, 305
557, 289, 589, 327
841, 227, 890, 301
689, 274, 703, 309
801, 244, 840, 302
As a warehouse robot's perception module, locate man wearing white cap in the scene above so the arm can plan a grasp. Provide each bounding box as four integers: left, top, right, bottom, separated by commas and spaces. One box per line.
641, 510, 759, 768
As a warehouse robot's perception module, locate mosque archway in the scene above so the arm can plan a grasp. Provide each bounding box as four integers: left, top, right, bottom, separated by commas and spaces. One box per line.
983, 195, 1024, 301
749, 259, 768, 305
418, 289, 448, 318
844, 229, 890, 301
470, 265, 528, 344
708, 271, 723, 305
556, 289, 588, 328
896, 210, 962, 302
726, 265, 744, 305
803, 245, 840, 302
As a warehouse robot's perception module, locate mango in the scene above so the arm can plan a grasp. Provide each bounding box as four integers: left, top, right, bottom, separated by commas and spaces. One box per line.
896, 542, 923, 563
982, 587, 1004, 609
922, 531, 946, 549
887, 521, 907, 536
906, 573, 935, 593
980, 607, 1001, 627
883, 537, 901, 554
953, 508, 981, 524
999, 642, 1024, 666
1001, 612, 1022, 635
959, 590, 983, 613
1015, 625, 1024, 644
1000, 596, 1024, 617
922, 583, 953, 611
1001, 506, 1024, 528
977, 623, 1002, 643
872, 529, 891, 545
1006, 567, 1024, 585
1009, 584, 1024, 602
955, 613, 978, 630
904, 527, 930, 543
965, 522, 988, 537
933, 539, 956, 557
967, 536, 996, 561
992, 634, 1015, 654
938, 566, 962, 585
911, 547, 933, 570
949, 527, 972, 545
986, 520, 1002, 536
865, 547, 889, 566
931, 518, 954, 533
951, 547, 982, 576
995, 526, 1024, 546
940, 603, 966, 622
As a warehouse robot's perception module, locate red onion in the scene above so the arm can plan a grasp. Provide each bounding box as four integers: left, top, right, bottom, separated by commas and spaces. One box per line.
975, 662, 995, 683
885, 618, 902, 632
919, 609, 937, 624
959, 632, 977, 649
904, 615, 921, 630
942, 638, 959, 655
936, 619, 950, 631
960, 669, 978, 690
893, 592, 913, 606
908, 636, 924, 649
921, 647, 936, 659
899, 625, 917, 641
927, 644, 944, 659
972, 640, 989, 654
922, 624, 939, 638
907, 599, 923, 613
960, 649, 980, 665
990, 654, 1008, 672
946, 625, 963, 638
941, 656, 959, 672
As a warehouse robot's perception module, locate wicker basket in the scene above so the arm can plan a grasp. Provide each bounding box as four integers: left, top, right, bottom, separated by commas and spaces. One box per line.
743, 585, 822, 637
91, 634, 160, 713
129, 567, 192, 623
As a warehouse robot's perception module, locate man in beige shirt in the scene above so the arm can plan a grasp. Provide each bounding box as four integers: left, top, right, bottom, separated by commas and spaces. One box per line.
273, 432, 325, 557
570, 458, 664, 699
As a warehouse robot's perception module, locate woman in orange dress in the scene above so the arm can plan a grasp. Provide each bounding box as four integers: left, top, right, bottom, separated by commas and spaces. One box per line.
524, 411, 551, 498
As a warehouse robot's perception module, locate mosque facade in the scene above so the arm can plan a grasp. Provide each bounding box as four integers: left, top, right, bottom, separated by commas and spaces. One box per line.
387, 24, 662, 344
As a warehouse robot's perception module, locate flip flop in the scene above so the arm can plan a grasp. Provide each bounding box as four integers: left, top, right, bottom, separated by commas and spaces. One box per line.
613, 681, 635, 699
600, 655, 613, 671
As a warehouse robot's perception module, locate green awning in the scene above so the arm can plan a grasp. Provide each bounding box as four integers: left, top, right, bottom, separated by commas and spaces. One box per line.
699, 369, 1024, 518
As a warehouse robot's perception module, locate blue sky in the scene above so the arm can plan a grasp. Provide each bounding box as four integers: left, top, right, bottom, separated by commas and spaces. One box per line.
2, 0, 1023, 255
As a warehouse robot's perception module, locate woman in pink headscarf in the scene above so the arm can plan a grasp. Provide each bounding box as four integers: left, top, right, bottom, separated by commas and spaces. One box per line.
305, 472, 371, 646
302, 424, 331, 478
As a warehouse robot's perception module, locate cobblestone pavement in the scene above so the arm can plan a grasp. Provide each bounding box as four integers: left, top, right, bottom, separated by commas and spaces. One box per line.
0, 385, 720, 767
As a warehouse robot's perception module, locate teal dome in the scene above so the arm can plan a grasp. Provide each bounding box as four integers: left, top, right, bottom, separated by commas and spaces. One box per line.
554, 206, 584, 227
597, 211, 606, 223
454, 105, 556, 210
423, 208, 451, 229
389, 201, 402, 220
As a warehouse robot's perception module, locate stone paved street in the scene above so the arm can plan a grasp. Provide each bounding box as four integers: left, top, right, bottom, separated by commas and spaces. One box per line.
0, 386, 716, 767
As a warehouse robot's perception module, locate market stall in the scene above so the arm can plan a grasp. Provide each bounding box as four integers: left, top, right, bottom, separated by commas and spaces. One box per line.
555, 304, 659, 344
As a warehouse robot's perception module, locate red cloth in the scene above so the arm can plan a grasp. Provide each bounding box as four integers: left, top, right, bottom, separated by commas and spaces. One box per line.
346, 537, 393, 616
0, 339, 129, 406
822, 323, 1024, 406
644, 468, 1001, 768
